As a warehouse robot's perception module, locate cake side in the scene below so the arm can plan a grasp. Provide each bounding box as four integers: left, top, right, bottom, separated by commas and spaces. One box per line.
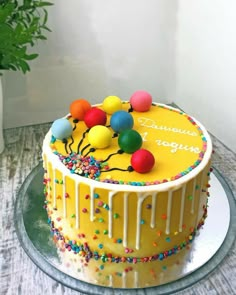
54, 236, 196, 288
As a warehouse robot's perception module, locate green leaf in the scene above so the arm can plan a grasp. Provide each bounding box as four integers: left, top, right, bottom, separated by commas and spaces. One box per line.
0, 0, 52, 74
15, 23, 23, 35
8, 64, 17, 71
16, 46, 27, 58
24, 53, 39, 60
20, 19, 29, 29
31, 16, 40, 25
26, 12, 32, 24
18, 59, 31, 73
23, 0, 32, 8
0, 23, 14, 43
37, 2, 54, 7
43, 8, 48, 25
1, 55, 12, 67
42, 25, 51, 32
37, 35, 47, 40
0, 3, 15, 23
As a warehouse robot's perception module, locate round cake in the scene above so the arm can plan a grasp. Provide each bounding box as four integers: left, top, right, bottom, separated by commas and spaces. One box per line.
42, 92, 212, 287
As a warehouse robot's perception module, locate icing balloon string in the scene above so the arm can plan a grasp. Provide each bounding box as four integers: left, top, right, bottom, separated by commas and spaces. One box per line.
72, 118, 79, 131
77, 129, 89, 154
80, 143, 91, 155
128, 105, 133, 113
101, 165, 134, 173
101, 149, 124, 163
83, 147, 96, 157
68, 136, 74, 154
62, 138, 70, 155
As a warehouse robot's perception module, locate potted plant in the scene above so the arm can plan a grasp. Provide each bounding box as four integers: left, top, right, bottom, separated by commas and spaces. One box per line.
0, 0, 53, 153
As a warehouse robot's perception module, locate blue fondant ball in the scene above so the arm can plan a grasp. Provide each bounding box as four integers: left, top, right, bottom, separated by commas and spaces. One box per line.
110, 111, 134, 133
51, 118, 73, 140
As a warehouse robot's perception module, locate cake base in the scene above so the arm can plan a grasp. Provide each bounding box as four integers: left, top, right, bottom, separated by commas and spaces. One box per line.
15, 163, 236, 294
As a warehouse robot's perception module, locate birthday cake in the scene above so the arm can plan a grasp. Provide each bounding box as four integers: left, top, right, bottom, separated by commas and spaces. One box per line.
42, 91, 212, 287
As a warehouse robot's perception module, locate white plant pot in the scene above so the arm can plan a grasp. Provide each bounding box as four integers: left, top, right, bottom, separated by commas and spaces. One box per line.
0, 76, 4, 154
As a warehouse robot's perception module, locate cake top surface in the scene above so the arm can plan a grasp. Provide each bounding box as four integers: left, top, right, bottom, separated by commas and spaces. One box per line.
44, 93, 212, 189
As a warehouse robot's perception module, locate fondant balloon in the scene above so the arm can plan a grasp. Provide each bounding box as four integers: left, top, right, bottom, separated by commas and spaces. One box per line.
88, 125, 112, 149
110, 111, 134, 133
102, 96, 122, 114
130, 90, 152, 112
131, 149, 155, 173
118, 130, 142, 153
70, 99, 91, 120
51, 118, 73, 140
84, 107, 107, 128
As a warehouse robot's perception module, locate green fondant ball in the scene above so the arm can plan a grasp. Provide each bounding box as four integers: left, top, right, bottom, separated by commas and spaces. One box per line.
118, 130, 143, 154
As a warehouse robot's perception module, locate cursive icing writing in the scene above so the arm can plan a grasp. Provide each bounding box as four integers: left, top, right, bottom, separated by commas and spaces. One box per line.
155, 139, 201, 154
138, 117, 198, 137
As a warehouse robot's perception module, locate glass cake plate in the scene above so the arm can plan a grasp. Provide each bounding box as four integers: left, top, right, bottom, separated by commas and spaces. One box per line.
14, 162, 236, 295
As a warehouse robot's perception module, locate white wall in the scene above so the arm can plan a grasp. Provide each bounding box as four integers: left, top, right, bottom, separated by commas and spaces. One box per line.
2, 0, 236, 153
2, 0, 176, 128
175, 0, 236, 153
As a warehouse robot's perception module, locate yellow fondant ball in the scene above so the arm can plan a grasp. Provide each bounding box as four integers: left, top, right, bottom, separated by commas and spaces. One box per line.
102, 96, 122, 114
88, 125, 112, 149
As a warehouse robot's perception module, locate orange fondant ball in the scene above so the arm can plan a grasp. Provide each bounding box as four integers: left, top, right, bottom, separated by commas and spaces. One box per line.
70, 99, 91, 120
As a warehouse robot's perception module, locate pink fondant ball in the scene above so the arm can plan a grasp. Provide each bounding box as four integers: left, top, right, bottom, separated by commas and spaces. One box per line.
130, 90, 152, 112
84, 107, 107, 128
131, 149, 155, 173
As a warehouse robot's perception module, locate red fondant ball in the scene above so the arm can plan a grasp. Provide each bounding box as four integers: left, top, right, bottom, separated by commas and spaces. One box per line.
130, 90, 152, 112
131, 149, 155, 173
84, 107, 107, 128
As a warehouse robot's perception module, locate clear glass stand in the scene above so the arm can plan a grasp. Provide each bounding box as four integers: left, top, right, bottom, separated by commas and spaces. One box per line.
14, 163, 236, 294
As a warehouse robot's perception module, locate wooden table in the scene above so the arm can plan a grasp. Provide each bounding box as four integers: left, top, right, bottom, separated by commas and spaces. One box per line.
1, 123, 236, 295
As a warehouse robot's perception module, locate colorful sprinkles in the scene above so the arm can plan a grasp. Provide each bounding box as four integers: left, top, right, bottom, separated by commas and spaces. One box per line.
53, 151, 102, 181
46, 206, 208, 265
